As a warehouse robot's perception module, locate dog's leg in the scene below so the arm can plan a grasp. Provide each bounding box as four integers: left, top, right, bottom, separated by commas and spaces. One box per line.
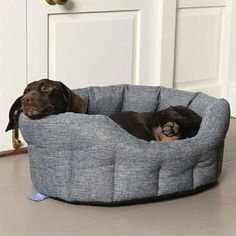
161, 122, 180, 137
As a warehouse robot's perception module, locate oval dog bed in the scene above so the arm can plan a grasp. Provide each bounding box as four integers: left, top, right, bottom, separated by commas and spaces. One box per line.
19, 85, 230, 205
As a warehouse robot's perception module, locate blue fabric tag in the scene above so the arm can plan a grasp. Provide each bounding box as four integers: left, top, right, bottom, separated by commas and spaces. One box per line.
27, 192, 48, 202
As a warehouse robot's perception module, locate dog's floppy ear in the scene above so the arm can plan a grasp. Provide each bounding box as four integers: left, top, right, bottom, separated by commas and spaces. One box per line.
58, 81, 72, 105
5, 96, 23, 132
59, 81, 87, 113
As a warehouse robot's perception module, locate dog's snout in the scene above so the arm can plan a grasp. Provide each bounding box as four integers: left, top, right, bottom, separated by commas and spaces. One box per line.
21, 92, 37, 104
22, 95, 31, 104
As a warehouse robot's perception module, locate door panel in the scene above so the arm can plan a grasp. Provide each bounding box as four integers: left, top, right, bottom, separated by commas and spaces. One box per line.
174, 0, 232, 98
48, 11, 140, 88
175, 7, 222, 85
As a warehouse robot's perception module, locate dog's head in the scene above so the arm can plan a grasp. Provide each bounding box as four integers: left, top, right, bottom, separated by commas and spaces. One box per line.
6, 79, 86, 132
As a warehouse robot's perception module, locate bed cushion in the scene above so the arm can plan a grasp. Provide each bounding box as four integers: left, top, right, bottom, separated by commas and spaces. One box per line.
19, 84, 230, 205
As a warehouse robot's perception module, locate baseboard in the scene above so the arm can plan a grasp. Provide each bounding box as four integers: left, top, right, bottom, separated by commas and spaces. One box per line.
0, 147, 28, 158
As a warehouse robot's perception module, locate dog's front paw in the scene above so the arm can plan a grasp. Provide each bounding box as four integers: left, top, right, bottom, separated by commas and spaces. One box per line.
162, 122, 180, 137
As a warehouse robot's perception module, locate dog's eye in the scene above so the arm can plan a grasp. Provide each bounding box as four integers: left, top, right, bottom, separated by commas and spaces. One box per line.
41, 86, 53, 93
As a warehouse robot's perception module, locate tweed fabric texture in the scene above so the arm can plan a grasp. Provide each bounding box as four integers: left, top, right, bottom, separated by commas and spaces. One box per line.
19, 85, 230, 205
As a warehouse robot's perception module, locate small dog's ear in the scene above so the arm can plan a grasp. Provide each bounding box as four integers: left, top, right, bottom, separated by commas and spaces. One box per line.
5, 96, 23, 132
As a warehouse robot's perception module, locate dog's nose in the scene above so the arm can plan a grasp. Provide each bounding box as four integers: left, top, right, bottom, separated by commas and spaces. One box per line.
21, 94, 34, 104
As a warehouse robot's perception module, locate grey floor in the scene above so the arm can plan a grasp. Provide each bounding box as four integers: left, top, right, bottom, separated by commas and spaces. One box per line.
0, 119, 236, 236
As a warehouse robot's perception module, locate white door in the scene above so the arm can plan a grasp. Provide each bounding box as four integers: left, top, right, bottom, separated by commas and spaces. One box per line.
27, 0, 176, 88
1, 0, 177, 152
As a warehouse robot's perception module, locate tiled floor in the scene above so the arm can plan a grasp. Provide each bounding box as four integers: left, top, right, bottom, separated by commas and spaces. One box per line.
0, 119, 236, 236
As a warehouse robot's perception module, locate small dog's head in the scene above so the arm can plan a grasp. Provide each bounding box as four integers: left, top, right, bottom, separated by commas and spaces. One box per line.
6, 79, 86, 131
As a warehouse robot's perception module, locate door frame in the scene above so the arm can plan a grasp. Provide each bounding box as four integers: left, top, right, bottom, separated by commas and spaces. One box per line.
154, 0, 177, 87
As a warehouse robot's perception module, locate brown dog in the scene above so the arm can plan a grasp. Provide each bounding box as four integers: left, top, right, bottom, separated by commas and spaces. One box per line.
109, 106, 202, 141
5, 79, 87, 131
6, 79, 201, 142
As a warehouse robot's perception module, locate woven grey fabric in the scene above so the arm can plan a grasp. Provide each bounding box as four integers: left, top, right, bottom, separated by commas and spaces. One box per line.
19, 85, 230, 205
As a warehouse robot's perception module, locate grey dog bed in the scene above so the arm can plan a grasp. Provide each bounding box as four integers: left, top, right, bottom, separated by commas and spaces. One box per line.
19, 84, 230, 205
